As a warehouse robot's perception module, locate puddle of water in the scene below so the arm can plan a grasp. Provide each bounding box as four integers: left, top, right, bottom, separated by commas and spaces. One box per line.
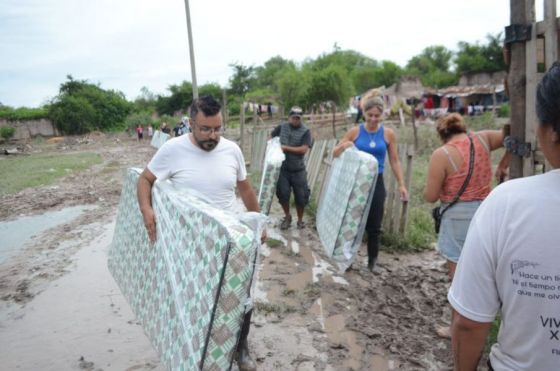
0, 205, 95, 264
286, 271, 312, 291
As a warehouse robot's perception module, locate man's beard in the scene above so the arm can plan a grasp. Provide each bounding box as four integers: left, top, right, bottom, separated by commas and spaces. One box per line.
196, 137, 219, 151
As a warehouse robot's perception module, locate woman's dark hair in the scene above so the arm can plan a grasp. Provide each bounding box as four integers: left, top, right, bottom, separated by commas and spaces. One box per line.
436, 113, 467, 141
536, 62, 560, 134
189, 95, 221, 120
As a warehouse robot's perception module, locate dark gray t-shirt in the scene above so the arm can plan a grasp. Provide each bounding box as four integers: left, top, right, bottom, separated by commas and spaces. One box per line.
271, 122, 311, 172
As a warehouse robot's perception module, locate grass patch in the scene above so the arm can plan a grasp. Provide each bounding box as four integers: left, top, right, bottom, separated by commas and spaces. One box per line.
485, 317, 501, 353
266, 238, 284, 248
254, 301, 296, 315
0, 152, 102, 195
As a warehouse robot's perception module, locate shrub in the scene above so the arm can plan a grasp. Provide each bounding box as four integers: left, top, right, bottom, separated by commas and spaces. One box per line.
498, 103, 510, 118
0, 106, 49, 121
48, 76, 132, 134
124, 111, 154, 132
0, 126, 16, 140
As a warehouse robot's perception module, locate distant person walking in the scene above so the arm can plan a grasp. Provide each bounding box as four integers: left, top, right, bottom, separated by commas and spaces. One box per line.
270, 106, 312, 230
136, 125, 144, 142
147, 124, 153, 138
160, 122, 171, 135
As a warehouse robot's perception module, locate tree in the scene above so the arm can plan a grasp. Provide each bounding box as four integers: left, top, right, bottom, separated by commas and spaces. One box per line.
310, 49, 376, 75
228, 63, 256, 97
155, 81, 193, 116
371, 61, 403, 89
133, 86, 157, 112
305, 65, 352, 107
455, 32, 506, 75
254, 56, 296, 92
48, 76, 131, 134
277, 69, 309, 110
406, 46, 458, 88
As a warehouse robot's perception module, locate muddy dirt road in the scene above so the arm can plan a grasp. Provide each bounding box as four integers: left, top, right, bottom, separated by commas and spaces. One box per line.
0, 134, 453, 370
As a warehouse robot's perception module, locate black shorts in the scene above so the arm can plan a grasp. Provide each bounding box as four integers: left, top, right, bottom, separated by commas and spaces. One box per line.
276, 168, 310, 207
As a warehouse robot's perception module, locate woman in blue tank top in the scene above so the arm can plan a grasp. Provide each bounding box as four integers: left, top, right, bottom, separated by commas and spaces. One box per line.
333, 90, 408, 271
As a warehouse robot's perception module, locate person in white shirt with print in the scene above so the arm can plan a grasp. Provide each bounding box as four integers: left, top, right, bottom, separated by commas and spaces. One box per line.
448, 62, 560, 370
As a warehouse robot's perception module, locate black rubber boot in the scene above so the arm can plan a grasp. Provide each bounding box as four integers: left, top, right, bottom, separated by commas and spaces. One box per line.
367, 258, 376, 272
236, 338, 256, 371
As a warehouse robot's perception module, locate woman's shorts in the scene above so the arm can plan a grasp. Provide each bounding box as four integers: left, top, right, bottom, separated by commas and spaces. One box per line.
437, 200, 481, 263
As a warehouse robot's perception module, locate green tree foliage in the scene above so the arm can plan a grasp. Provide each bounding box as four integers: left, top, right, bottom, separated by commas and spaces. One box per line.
133, 86, 157, 113
156, 82, 224, 116
311, 48, 376, 75
406, 45, 458, 88
199, 83, 223, 100
124, 111, 154, 131
254, 56, 296, 93
305, 65, 352, 107
371, 61, 404, 89
0, 105, 49, 120
350, 65, 379, 93
0, 126, 16, 140
155, 81, 193, 116
48, 76, 131, 134
228, 63, 256, 97
277, 69, 309, 110
455, 33, 506, 75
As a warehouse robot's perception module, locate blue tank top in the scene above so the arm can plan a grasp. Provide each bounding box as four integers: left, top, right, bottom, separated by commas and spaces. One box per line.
354, 124, 387, 173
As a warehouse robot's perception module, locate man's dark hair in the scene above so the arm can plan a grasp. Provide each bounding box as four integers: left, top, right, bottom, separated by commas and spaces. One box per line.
189, 95, 221, 120
536, 62, 560, 133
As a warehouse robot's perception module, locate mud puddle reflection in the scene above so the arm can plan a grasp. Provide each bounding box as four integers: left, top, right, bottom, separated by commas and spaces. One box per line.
0, 205, 96, 264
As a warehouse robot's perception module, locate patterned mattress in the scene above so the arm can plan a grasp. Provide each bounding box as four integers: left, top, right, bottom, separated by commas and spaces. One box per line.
316, 148, 378, 271
257, 138, 285, 215
108, 168, 263, 370
150, 130, 170, 149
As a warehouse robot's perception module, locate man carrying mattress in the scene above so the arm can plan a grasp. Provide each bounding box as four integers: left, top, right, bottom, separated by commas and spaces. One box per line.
137, 95, 261, 371
270, 106, 312, 230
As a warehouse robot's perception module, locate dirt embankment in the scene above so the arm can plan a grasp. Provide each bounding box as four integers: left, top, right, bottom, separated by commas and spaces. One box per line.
0, 134, 455, 370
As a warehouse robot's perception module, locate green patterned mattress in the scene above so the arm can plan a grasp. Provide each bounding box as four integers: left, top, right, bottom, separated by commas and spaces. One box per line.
257, 138, 285, 215
316, 148, 378, 271
108, 168, 263, 370
150, 130, 170, 149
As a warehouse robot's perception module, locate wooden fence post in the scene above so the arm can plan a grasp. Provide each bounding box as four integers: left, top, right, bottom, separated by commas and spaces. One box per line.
524, 8, 538, 177
240, 103, 245, 155
399, 145, 414, 234
507, 0, 535, 179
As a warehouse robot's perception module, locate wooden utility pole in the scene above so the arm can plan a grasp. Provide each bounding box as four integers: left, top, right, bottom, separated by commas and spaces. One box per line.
506, 0, 535, 179
183, 0, 198, 99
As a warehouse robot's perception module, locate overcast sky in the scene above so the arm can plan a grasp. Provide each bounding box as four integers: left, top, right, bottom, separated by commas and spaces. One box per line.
0, 0, 555, 108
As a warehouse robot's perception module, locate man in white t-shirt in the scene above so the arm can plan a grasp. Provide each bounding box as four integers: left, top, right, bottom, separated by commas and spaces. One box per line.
448, 62, 560, 371
137, 95, 260, 371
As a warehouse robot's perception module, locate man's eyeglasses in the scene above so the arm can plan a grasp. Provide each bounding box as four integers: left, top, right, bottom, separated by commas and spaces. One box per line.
195, 125, 224, 135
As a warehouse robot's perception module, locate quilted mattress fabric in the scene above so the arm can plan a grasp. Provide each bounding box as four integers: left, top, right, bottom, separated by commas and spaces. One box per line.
257, 138, 285, 215
316, 148, 378, 271
150, 130, 170, 149
108, 168, 260, 370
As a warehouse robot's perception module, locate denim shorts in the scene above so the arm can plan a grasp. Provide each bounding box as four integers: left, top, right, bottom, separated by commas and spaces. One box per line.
437, 200, 482, 263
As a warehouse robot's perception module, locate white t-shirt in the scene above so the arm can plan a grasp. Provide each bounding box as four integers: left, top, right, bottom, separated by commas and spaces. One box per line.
148, 134, 247, 210
448, 169, 560, 370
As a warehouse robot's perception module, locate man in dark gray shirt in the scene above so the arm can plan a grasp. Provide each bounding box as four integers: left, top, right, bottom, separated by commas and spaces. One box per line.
270, 106, 312, 230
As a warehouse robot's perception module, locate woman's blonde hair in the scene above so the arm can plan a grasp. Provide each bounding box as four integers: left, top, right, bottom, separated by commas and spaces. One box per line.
360, 89, 385, 112
436, 113, 467, 141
